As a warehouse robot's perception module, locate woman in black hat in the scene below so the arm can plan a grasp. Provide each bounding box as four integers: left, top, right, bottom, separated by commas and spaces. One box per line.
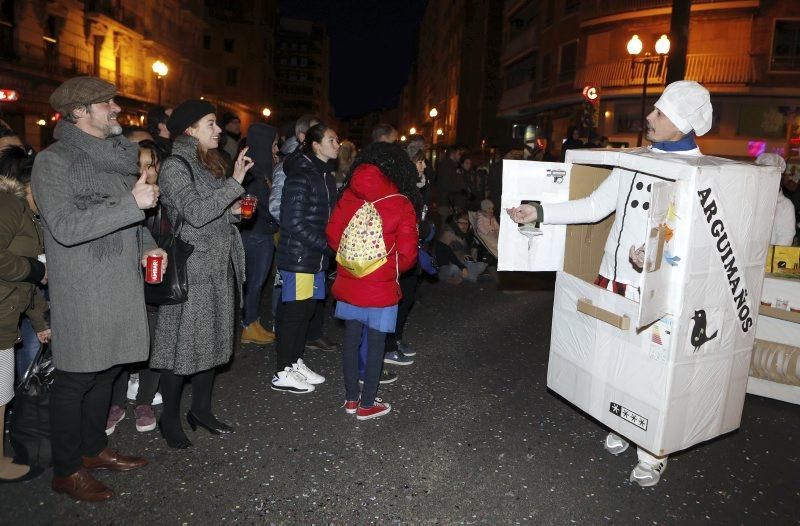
149, 100, 253, 448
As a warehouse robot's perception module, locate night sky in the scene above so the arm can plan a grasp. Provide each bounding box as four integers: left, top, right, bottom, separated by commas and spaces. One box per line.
279, 0, 428, 118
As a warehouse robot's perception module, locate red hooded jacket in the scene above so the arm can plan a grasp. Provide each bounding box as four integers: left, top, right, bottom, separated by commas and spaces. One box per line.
326, 164, 418, 307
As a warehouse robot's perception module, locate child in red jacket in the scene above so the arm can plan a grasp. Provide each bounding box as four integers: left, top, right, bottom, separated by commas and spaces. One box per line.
326, 142, 419, 420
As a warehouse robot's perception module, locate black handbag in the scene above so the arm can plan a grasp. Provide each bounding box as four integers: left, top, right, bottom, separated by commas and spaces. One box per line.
143, 156, 195, 305
11, 342, 55, 470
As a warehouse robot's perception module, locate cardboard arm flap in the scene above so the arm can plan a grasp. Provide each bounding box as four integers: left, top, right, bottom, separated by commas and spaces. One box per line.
577, 297, 631, 330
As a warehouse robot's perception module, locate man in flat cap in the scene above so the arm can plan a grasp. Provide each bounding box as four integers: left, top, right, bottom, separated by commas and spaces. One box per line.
31, 76, 164, 501
509, 80, 714, 487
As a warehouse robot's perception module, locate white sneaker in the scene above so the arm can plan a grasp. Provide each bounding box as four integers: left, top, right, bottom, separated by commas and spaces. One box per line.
630, 458, 668, 487
126, 376, 139, 400
604, 432, 629, 455
271, 367, 315, 394
292, 358, 325, 385
152, 392, 163, 405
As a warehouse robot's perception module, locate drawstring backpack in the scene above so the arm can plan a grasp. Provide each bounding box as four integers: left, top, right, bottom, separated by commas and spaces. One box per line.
336, 193, 406, 277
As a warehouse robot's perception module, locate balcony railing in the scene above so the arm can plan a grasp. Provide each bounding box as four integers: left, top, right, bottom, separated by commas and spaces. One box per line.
498, 79, 535, 114
575, 54, 754, 90
584, 0, 746, 19
502, 24, 536, 65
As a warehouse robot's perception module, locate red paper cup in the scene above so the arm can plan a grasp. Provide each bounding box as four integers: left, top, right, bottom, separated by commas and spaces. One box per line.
146, 254, 163, 284
241, 194, 257, 219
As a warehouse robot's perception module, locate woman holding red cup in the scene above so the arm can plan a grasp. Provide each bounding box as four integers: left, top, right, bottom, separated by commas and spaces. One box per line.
149, 100, 252, 449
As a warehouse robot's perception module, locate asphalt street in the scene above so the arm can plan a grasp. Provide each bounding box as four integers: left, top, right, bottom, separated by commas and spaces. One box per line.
2, 273, 799, 524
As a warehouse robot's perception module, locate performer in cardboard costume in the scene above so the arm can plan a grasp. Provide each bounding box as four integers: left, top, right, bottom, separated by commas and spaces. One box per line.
509, 80, 713, 487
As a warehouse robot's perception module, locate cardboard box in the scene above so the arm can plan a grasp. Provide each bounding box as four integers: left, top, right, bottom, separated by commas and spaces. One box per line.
765, 245, 774, 273
771, 245, 800, 275
499, 149, 779, 455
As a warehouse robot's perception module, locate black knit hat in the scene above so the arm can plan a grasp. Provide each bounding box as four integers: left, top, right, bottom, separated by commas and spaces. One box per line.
167, 99, 216, 136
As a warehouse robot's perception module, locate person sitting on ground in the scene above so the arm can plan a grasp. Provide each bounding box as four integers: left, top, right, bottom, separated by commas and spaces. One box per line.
435, 211, 488, 284
475, 199, 499, 257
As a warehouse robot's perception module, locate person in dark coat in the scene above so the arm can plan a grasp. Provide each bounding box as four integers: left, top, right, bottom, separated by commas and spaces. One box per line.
149, 100, 252, 449
32, 77, 161, 501
239, 123, 279, 344
272, 123, 339, 394
560, 126, 585, 162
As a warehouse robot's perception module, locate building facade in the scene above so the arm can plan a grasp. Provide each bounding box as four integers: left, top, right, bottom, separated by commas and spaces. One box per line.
398, 0, 504, 152
497, 0, 800, 159
0, 0, 277, 150
273, 17, 330, 127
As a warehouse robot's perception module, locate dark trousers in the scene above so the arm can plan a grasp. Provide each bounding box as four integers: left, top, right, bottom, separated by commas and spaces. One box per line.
110, 366, 160, 407
342, 320, 386, 407
306, 298, 326, 341
159, 368, 216, 428
241, 233, 275, 326
275, 298, 316, 373
49, 366, 121, 477
386, 269, 418, 350
110, 308, 160, 406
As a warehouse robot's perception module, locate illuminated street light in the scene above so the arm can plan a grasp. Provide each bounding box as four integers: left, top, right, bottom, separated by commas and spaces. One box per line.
429, 108, 438, 118
409, 127, 417, 134
626, 35, 643, 56
152, 60, 168, 78
262, 107, 272, 118
655, 34, 671, 55
436, 128, 444, 136
151, 60, 169, 105
36, 119, 46, 126
627, 34, 670, 146
400, 135, 407, 142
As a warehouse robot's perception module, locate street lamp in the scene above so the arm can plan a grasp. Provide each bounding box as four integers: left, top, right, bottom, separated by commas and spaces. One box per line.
262, 107, 272, 118
151, 60, 168, 105
429, 108, 438, 118
436, 128, 444, 136
627, 34, 669, 146
409, 127, 416, 134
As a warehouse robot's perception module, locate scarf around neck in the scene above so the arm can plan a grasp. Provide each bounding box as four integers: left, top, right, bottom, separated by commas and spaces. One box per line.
650, 133, 697, 152
53, 120, 140, 259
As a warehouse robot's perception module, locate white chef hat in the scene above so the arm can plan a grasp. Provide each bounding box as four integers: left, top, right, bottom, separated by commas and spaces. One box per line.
654, 80, 713, 136
755, 152, 787, 174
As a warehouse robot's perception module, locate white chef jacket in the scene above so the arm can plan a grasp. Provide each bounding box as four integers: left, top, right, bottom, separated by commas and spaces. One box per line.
542, 146, 701, 293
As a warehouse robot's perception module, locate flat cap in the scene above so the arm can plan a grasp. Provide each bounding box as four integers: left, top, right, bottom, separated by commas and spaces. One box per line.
167, 99, 216, 136
49, 76, 119, 114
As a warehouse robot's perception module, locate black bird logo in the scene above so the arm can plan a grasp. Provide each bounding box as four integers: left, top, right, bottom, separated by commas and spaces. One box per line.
690, 309, 718, 352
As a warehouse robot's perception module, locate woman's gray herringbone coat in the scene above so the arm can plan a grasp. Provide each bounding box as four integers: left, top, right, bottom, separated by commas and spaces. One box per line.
150, 136, 245, 375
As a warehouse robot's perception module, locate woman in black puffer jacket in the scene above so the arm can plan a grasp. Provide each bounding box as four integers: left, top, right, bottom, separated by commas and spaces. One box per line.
272, 123, 339, 394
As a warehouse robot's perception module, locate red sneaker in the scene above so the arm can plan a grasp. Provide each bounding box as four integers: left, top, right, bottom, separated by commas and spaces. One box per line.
343, 400, 359, 414
356, 400, 391, 420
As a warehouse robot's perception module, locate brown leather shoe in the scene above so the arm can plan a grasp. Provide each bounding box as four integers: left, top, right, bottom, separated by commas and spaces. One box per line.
82, 448, 148, 472
52, 468, 114, 502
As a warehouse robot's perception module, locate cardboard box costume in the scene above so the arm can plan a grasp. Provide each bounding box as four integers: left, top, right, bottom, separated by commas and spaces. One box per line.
499, 148, 779, 456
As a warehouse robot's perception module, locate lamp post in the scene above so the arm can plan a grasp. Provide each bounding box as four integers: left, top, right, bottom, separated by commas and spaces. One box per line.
262, 107, 272, 118
151, 60, 169, 105
627, 34, 670, 146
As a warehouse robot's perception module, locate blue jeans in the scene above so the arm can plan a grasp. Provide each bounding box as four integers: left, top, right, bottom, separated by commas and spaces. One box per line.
241, 233, 275, 326
15, 316, 41, 380
341, 320, 386, 407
